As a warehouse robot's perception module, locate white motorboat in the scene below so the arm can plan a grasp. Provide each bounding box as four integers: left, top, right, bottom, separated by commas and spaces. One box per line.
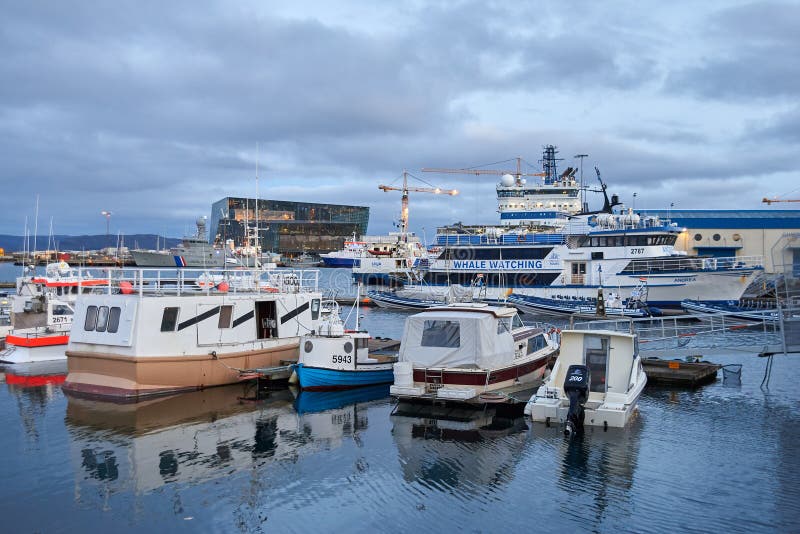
524, 329, 647, 434
390, 303, 558, 404
63, 266, 323, 400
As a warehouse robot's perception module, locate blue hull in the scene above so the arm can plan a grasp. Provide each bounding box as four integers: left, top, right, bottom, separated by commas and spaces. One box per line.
321, 257, 359, 268
293, 384, 391, 413
294, 363, 395, 391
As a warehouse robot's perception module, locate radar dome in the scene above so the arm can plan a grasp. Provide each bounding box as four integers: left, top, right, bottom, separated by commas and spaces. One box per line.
500, 174, 515, 186
196, 216, 207, 225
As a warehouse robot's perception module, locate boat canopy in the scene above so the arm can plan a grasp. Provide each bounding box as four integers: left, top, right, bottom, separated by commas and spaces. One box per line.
399, 309, 515, 369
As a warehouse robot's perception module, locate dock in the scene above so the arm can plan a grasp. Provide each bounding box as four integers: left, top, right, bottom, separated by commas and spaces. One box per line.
642, 358, 721, 387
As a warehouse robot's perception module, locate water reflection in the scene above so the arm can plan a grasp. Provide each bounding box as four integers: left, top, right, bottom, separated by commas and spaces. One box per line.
2, 361, 67, 443
391, 402, 529, 496
530, 421, 643, 531
64, 383, 390, 500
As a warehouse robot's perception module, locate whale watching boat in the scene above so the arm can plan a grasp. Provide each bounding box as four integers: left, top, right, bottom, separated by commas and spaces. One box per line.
63, 266, 322, 400
524, 329, 647, 434
0, 262, 108, 364
389, 303, 558, 404
292, 300, 397, 390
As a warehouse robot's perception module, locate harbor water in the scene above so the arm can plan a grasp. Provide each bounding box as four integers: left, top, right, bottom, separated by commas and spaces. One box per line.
1, 265, 799, 532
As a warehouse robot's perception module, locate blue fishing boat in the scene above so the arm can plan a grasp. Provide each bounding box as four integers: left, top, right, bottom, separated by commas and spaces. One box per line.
507, 291, 660, 318
293, 300, 399, 390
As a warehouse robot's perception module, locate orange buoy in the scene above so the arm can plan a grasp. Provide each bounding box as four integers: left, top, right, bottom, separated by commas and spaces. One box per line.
217, 281, 230, 293
119, 281, 134, 294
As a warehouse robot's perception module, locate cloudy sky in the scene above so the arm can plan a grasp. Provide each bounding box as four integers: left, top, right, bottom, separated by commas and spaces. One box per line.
2, 0, 798, 239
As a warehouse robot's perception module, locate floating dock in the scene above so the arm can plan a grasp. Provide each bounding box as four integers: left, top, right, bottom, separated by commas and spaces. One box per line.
642, 358, 721, 387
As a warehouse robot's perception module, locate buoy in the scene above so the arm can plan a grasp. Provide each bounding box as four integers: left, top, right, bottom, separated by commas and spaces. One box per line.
217, 281, 230, 293
119, 281, 134, 294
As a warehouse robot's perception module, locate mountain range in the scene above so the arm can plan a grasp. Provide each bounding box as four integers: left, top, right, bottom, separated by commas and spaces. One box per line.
0, 234, 182, 252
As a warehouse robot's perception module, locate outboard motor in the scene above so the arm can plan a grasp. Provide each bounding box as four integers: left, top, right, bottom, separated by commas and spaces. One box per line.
563, 364, 591, 437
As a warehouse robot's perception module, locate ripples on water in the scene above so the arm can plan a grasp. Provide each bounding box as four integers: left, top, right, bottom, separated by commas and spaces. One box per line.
0, 267, 798, 532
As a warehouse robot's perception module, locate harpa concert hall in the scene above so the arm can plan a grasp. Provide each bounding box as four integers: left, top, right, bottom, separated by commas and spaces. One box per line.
209, 197, 369, 256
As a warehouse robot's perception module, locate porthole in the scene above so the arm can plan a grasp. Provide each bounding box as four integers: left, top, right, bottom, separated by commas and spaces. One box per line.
304, 340, 313, 353
343, 341, 353, 353
694, 233, 702, 241
713, 233, 721, 241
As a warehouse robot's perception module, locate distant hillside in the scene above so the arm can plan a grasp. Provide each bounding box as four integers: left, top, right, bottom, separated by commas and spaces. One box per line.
0, 234, 182, 252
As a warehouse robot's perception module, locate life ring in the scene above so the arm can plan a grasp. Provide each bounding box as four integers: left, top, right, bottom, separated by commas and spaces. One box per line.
261, 286, 279, 293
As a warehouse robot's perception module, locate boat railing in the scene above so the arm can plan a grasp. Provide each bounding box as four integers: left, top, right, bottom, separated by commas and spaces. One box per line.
72, 266, 320, 297
620, 255, 764, 274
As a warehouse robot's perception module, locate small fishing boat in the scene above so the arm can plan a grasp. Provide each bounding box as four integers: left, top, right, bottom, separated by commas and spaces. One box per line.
681, 299, 779, 322
0, 262, 108, 364
293, 301, 398, 390
390, 303, 558, 404
524, 329, 647, 434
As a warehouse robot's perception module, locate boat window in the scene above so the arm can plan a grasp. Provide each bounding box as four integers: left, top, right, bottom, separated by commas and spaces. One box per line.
218, 305, 233, 328
96, 306, 110, 332
527, 334, 548, 354
421, 320, 460, 348
584, 336, 609, 393
84, 305, 98, 331
161, 307, 180, 332
497, 318, 512, 334
357, 337, 369, 349
52, 304, 73, 315
512, 314, 524, 329
311, 299, 321, 320
107, 307, 121, 333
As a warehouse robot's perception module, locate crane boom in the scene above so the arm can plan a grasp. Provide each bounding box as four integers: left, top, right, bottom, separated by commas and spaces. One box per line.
378, 171, 458, 236
422, 156, 545, 179
762, 197, 800, 204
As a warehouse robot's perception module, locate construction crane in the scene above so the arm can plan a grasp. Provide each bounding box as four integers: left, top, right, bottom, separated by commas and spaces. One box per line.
378, 171, 458, 235
762, 197, 800, 205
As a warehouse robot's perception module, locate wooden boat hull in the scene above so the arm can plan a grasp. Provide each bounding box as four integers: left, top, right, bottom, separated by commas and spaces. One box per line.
63, 344, 298, 401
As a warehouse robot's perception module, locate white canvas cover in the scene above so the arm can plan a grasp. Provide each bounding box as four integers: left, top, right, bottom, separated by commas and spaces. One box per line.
399, 310, 515, 369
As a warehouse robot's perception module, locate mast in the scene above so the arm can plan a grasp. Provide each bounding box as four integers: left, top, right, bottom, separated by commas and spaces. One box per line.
32, 194, 39, 269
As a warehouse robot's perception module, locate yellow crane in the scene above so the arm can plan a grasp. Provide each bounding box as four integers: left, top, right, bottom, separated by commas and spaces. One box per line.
378, 171, 458, 235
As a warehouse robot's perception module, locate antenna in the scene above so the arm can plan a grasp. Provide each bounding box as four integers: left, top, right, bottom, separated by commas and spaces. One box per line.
574, 154, 589, 212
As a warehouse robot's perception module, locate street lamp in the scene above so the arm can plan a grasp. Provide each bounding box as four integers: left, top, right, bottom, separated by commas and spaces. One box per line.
101, 210, 112, 248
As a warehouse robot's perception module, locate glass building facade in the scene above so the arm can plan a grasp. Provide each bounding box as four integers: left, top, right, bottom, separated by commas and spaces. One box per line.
209, 197, 369, 255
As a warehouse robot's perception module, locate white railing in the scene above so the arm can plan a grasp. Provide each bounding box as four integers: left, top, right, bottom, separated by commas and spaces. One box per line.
72, 266, 320, 298
620, 255, 764, 274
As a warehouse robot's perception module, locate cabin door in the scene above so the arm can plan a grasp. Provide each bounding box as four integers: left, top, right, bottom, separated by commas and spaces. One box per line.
570, 262, 586, 285
255, 300, 278, 339
583, 335, 609, 393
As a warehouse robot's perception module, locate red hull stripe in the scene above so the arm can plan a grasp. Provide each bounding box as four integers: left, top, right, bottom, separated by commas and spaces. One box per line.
5, 374, 67, 386
31, 278, 108, 288
6, 334, 70, 347
412, 357, 548, 386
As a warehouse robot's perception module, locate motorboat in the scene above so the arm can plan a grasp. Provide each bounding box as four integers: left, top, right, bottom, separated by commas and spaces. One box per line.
292, 300, 397, 390
681, 299, 778, 322
0, 261, 108, 364
524, 329, 647, 434
367, 284, 474, 311
63, 266, 323, 400
389, 303, 558, 404
508, 283, 660, 318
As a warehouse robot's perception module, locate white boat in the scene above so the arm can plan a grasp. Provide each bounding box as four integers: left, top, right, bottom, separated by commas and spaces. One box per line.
389, 303, 558, 403
524, 329, 647, 433
0, 262, 109, 364
293, 300, 397, 390
350, 232, 428, 285
63, 266, 323, 400
131, 216, 232, 268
